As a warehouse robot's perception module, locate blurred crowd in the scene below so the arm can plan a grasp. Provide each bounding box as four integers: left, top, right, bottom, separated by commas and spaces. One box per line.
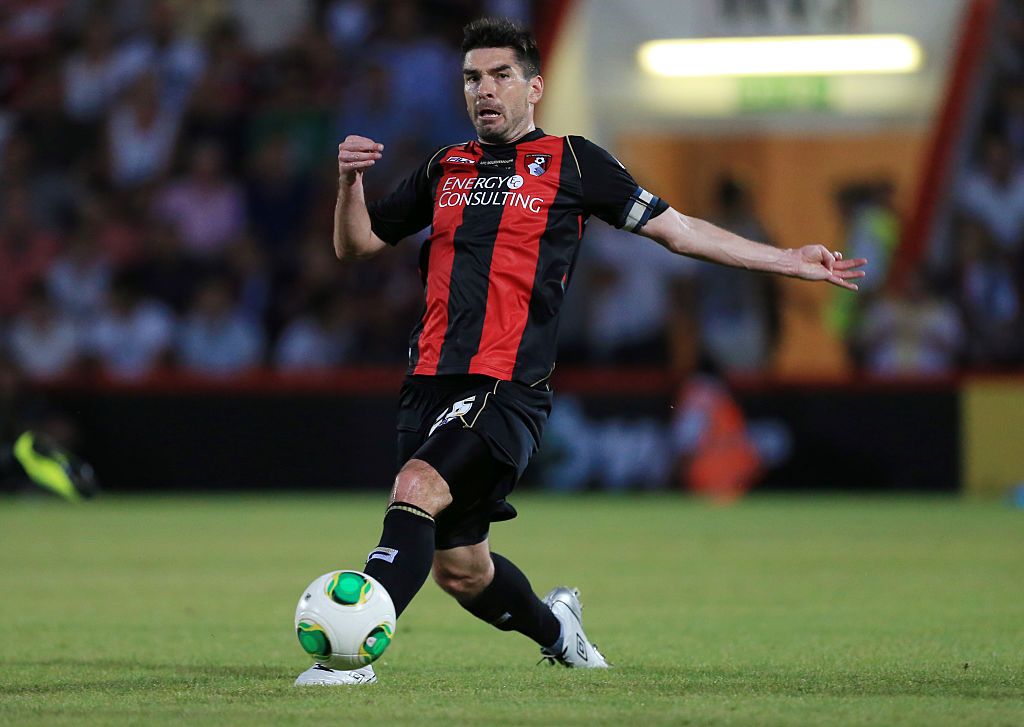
0, 0, 529, 380
4, 0, 1024, 384
828, 0, 1024, 376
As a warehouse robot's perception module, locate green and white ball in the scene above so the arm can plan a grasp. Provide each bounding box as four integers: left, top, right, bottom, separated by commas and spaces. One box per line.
294, 570, 396, 669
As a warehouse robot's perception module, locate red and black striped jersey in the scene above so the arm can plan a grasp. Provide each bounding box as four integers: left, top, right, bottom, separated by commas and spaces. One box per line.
368, 128, 668, 385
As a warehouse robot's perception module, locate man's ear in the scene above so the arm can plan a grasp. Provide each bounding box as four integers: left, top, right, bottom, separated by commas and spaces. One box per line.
528, 74, 544, 105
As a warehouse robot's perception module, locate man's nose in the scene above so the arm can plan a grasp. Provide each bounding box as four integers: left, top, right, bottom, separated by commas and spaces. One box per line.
477, 75, 497, 96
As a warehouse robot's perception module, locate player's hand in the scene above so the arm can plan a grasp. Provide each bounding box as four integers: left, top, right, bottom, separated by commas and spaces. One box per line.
784, 245, 867, 291
338, 135, 384, 185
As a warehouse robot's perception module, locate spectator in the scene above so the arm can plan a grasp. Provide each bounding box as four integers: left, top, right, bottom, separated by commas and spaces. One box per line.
274, 290, 355, 371
335, 63, 420, 178
247, 51, 332, 176
130, 221, 206, 314
245, 134, 311, 259
957, 220, 1022, 365
695, 177, 780, 373
325, 0, 376, 52
827, 181, 901, 346
229, 0, 313, 54
7, 284, 80, 380
0, 131, 75, 233
153, 140, 245, 258
274, 236, 346, 332
111, 0, 206, 108
367, 1, 465, 146
12, 66, 85, 225
859, 271, 965, 375
0, 186, 61, 319
63, 13, 122, 123
76, 192, 145, 266
179, 19, 252, 172
83, 270, 175, 380
106, 72, 181, 188
958, 133, 1024, 254
46, 226, 112, 324
224, 233, 273, 325
176, 274, 265, 375
579, 220, 695, 364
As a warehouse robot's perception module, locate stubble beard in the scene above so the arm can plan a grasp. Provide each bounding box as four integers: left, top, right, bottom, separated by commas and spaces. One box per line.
475, 110, 527, 145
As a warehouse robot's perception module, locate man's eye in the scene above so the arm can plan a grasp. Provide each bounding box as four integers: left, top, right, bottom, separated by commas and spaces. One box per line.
498, 73, 510, 80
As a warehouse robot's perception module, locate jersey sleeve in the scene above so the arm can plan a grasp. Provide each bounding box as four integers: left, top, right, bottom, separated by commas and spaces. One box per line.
366, 152, 439, 245
569, 137, 669, 232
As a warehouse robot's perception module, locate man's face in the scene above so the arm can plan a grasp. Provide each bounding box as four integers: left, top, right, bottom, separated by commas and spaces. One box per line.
463, 47, 542, 144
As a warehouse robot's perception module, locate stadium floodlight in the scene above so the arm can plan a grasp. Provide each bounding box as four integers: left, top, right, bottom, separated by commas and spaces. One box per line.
638, 35, 923, 77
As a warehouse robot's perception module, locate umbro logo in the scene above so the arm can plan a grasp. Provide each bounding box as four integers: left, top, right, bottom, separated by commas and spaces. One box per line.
446, 156, 476, 164
428, 395, 477, 435
576, 634, 588, 661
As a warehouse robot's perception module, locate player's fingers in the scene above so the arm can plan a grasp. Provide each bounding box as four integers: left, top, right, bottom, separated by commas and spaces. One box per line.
835, 269, 866, 279
340, 160, 376, 170
833, 257, 868, 270
339, 150, 382, 163
827, 274, 859, 291
340, 136, 384, 153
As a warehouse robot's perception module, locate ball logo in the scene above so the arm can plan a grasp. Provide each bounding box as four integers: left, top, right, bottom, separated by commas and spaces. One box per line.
507, 174, 524, 190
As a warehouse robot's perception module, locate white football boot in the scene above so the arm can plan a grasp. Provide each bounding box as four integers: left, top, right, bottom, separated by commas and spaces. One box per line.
539, 586, 610, 668
293, 663, 377, 686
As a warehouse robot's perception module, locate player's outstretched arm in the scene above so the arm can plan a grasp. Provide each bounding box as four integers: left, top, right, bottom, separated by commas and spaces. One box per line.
334, 135, 389, 260
639, 207, 866, 291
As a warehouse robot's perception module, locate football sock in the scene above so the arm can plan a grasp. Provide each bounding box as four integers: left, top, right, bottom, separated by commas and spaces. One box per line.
363, 502, 436, 618
460, 552, 562, 647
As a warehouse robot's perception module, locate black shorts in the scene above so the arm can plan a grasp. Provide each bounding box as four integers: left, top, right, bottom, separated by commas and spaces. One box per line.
396, 374, 552, 549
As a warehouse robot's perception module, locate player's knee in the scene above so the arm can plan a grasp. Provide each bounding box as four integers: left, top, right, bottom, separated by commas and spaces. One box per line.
432, 559, 491, 600
392, 459, 452, 516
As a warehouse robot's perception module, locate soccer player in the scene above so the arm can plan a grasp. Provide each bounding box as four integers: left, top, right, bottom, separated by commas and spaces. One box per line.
295, 18, 866, 685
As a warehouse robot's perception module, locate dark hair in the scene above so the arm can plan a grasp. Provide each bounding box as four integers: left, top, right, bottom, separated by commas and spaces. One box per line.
461, 18, 541, 78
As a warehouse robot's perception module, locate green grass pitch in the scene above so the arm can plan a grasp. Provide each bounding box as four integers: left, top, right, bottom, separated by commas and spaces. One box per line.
1, 494, 1022, 726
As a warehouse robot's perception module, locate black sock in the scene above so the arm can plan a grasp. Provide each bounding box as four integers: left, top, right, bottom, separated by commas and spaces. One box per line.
363, 502, 436, 618
460, 552, 561, 647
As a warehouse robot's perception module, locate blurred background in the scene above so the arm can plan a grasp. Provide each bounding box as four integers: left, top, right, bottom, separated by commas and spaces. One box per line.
0, 0, 1020, 501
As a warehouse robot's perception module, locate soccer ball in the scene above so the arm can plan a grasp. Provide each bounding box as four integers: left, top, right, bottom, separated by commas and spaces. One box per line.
294, 570, 396, 669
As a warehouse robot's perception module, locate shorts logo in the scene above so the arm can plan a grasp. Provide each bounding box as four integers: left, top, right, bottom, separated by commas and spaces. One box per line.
428, 395, 477, 436
367, 547, 398, 564
525, 154, 551, 177
446, 156, 477, 165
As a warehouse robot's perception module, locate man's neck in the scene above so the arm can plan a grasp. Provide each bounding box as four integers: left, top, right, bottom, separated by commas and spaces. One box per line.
479, 122, 537, 146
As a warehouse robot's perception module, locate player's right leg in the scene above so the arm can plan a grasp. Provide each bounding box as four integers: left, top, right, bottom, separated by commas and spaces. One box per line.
294, 458, 451, 686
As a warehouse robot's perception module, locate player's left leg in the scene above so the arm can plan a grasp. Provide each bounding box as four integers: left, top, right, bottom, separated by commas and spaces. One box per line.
432, 540, 559, 647
432, 539, 609, 668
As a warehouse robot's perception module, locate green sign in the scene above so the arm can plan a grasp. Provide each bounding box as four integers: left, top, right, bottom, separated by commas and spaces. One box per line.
738, 76, 831, 111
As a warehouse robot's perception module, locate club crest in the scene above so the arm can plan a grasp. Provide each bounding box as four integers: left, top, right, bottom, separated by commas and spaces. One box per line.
525, 154, 551, 177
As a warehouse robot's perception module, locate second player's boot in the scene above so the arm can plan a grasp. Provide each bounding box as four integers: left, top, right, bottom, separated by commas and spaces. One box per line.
539, 586, 610, 668
293, 663, 377, 686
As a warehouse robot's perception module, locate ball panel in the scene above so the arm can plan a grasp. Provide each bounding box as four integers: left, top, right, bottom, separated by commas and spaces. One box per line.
327, 571, 372, 605
296, 621, 331, 658
359, 623, 393, 661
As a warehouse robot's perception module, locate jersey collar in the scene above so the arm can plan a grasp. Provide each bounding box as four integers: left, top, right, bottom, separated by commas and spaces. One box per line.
475, 128, 545, 151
